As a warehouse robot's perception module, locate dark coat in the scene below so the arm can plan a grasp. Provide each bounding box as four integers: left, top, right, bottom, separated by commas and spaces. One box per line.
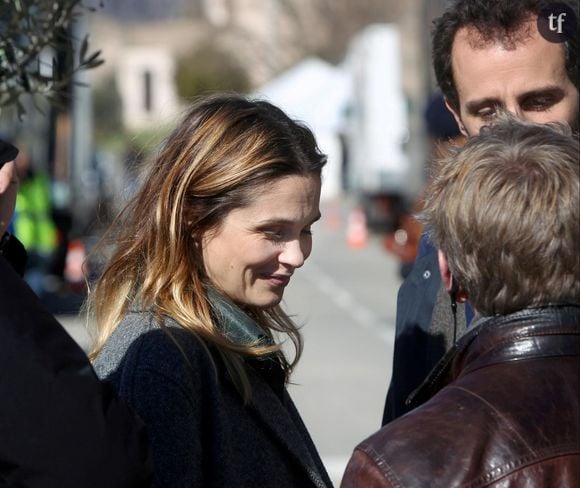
343, 304, 580, 487
382, 234, 472, 424
94, 310, 333, 488
0, 255, 151, 487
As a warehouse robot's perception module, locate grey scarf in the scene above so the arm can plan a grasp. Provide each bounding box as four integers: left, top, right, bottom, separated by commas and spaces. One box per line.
206, 286, 271, 346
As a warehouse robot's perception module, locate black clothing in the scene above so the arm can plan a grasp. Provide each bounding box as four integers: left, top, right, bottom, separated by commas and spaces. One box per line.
95, 299, 332, 488
0, 255, 152, 487
0, 140, 18, 168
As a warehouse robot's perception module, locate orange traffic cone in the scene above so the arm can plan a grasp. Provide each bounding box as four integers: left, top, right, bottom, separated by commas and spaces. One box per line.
64, 239, 86, 285
346, 207, 368, 249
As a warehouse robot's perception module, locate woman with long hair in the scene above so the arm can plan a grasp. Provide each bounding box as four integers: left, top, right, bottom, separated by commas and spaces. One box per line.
89, 94, 332, 487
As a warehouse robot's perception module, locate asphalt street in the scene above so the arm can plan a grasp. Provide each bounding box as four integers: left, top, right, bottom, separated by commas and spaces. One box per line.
282, 200, 400, 485
59, 198, 402, 486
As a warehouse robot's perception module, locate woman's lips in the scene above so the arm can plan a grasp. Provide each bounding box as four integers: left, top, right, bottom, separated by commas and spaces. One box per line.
263, 274, 291, 287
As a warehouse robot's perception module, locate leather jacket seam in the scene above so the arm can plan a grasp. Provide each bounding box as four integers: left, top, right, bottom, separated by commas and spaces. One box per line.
463, 445, 580, 488
358, 443, 404, 488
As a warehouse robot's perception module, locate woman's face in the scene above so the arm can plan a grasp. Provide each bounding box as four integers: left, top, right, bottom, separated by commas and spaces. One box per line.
202, 174, 321, 309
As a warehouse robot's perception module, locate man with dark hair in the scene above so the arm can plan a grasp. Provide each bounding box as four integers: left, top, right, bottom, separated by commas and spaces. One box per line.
343, 116, 580, 487
383, 0, 579, 425
434, 0, 578, 135
0, 140, 151, 487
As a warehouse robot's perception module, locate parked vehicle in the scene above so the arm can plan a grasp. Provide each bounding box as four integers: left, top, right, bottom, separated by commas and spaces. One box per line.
344, 24, 410, 233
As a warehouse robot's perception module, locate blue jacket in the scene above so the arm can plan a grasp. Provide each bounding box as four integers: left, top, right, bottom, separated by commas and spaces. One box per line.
382, 234, 472, 424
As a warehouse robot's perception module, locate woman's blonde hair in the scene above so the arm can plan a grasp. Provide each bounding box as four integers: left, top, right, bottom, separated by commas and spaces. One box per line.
87, 94, 326, 401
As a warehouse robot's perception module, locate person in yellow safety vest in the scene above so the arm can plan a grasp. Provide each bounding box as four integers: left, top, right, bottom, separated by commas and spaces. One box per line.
12, 149, 58, 296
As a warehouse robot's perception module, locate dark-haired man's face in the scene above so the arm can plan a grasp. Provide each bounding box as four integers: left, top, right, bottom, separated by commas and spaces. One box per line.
447, 20, 579, 136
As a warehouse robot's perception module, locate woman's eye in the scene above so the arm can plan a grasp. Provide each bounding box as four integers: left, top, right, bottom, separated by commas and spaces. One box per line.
264, 230, 284, 241
262, 226, 313, 242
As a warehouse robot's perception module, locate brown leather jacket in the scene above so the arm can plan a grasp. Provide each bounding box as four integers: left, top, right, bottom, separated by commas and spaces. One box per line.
342, 304, 580, 488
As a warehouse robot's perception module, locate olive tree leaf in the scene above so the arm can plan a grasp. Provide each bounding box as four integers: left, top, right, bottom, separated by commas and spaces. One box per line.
0, 0, 104, 116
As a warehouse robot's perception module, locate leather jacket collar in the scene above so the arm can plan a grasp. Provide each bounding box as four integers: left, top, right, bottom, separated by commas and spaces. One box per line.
407, 303, 580, 409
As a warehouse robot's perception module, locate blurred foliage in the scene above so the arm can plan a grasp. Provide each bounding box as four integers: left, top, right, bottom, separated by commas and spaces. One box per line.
0, 0, 104, 117
126, 127, 171, 151
291, 0, 397, 64
92, 75, 172, 158
175, 43, 250, 100
92, 75, 123, 146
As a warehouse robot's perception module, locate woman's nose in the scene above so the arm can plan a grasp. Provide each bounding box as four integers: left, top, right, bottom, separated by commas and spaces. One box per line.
278, 239, 306, 269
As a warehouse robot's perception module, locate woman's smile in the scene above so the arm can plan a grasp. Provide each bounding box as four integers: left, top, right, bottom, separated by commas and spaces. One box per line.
202, 174, 321, 308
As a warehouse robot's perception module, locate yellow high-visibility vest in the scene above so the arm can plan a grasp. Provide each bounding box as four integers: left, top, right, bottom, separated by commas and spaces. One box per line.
14, 173, 58, 255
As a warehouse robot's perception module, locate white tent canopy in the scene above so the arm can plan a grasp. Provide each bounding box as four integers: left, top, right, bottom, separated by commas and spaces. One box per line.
253, 57, 350, 132
253, 57, 351, 200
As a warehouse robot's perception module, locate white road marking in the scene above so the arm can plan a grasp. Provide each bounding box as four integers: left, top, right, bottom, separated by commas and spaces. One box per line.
302, 262, 395, 347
